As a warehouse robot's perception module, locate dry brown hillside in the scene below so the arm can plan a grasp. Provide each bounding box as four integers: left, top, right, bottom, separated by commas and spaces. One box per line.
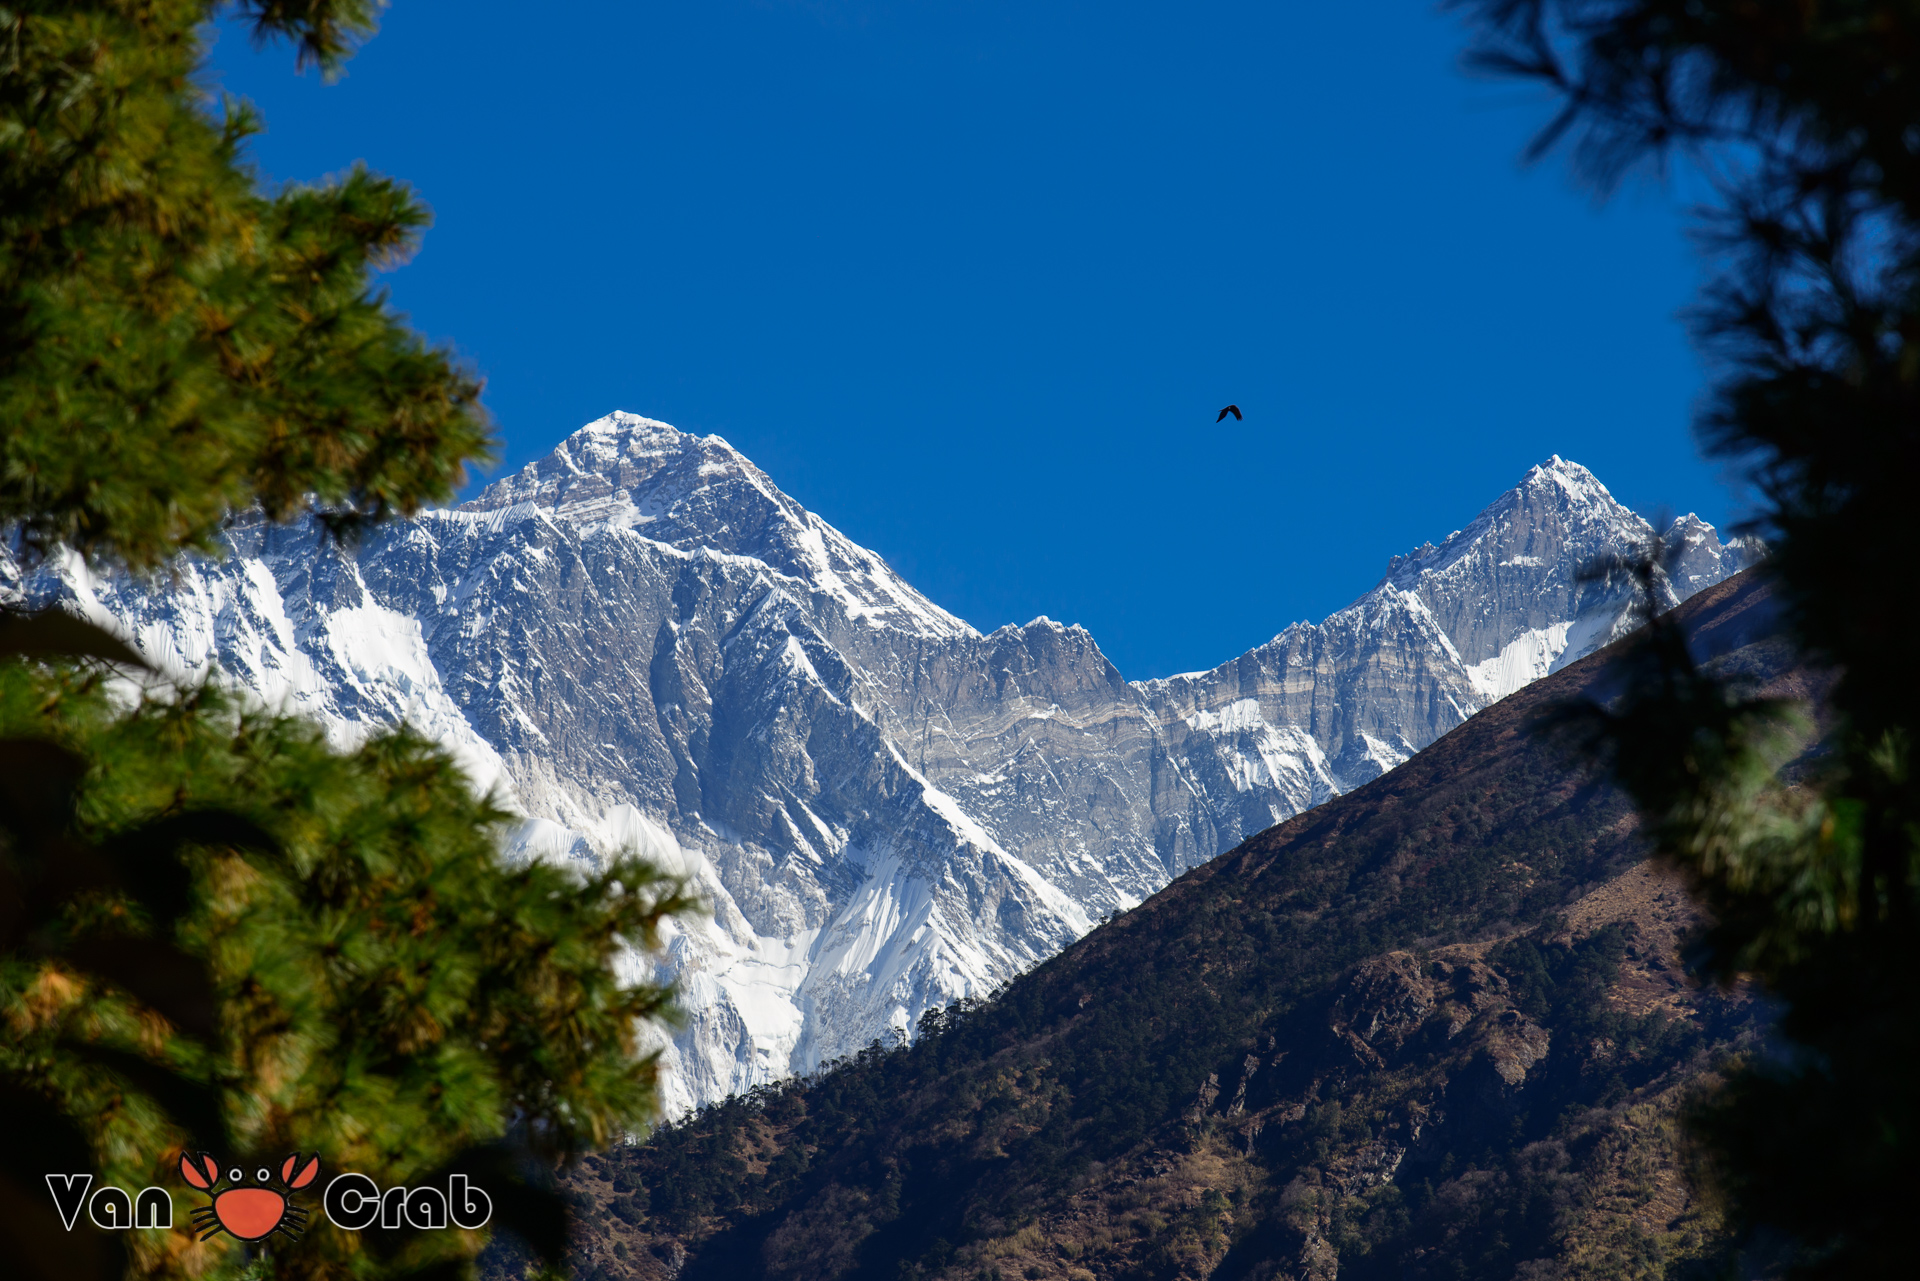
484, 569, 1807, 1281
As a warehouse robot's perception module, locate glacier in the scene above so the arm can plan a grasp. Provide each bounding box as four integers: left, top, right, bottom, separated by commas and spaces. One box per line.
1, 413, 1760, 1117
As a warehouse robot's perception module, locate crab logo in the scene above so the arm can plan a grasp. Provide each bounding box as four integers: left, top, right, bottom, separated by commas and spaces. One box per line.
178, 1152, 321, 1243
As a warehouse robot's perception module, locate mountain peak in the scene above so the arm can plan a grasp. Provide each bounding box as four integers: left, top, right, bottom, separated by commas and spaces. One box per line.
1522, 453, 1616, 509
14, 420, 1762, 1119
465, 411, 770, 519
573, 408, 684, 443
466, 412, 973, 640
1379, 456, 1634, 589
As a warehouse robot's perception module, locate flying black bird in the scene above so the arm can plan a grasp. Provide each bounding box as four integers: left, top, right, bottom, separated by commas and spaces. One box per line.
1216, 404, 1242, 422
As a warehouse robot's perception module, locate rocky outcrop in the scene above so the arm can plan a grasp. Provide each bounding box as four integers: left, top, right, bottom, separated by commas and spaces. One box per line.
2, 413, 1760, 1113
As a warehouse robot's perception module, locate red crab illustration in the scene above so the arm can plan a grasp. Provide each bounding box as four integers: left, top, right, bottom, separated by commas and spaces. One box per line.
179, 1151, 321, 1243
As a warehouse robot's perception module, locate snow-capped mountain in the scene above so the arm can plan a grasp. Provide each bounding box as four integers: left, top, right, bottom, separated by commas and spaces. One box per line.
2, 413, 1759, 1116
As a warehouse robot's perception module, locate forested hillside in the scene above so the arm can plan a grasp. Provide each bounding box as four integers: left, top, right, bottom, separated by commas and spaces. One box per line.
492, 569, 1809, 1281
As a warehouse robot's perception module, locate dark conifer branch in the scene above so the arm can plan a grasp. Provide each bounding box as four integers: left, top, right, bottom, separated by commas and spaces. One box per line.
1455, 2, 1920, 1274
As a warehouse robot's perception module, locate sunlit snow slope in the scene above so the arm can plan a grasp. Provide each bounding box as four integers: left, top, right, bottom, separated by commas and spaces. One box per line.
2, 414, 1759, 1115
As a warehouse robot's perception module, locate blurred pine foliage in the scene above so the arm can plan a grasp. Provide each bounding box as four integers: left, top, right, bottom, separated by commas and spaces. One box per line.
0, 0, 491, 568
2, 651, 694, 1281
0, 6, 694, 1279
1456, 2, 1920, 1273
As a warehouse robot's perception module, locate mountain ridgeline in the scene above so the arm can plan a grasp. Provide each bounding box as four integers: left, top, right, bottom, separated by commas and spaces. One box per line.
528, 570, 1802, 1281
1, 414, 1759, 1114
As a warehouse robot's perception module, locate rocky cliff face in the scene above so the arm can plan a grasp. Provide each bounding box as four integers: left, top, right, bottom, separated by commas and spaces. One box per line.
536, 569, 1796, 1281
0, 413, 1759, 1115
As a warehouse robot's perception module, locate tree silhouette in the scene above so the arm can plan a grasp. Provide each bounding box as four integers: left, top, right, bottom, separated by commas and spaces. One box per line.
1454, 1, 1920, 1273
0, 6, 693, 1279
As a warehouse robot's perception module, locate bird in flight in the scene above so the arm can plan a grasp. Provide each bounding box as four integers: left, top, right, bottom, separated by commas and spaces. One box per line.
1216, 405, 1242, 422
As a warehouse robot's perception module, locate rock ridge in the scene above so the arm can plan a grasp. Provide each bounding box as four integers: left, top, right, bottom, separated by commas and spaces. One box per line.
0, 412, 1760, 1114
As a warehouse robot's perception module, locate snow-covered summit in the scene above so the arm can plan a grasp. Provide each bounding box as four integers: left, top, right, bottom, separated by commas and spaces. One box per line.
1135, 454, 1760, 803
468, 412, 972, 640
5, 419, 1761, 1116
1383, 457, 1628, 590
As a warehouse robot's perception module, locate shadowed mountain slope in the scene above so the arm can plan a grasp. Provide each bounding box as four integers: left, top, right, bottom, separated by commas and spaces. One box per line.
521, 568, 1804, 1281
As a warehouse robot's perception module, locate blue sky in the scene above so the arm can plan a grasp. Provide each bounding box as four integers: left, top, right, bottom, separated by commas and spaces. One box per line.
207, 0, 1739, 680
